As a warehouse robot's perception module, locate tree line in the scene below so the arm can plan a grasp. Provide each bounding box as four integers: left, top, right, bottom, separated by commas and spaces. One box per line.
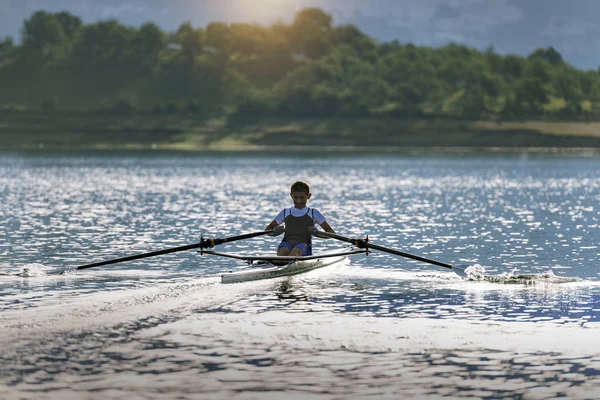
1, 8, 599, 120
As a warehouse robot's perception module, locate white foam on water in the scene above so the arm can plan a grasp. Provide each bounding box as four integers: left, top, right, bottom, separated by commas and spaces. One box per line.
20, 263, 52, 277
483, 268, 580, 285
323, 261, 463, 282
465, 263, 487, 280
1, 263, 63, 278
458, 263, 583, 285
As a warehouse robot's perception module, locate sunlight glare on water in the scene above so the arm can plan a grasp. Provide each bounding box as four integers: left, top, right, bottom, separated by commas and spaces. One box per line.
0, 152, 599, 399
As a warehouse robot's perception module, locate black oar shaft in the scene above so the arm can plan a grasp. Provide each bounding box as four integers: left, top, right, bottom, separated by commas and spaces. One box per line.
359, 242, 453, 269
207, 230, 275, 246
315, 231, 454, 269
74, 242, 202, 270
73, 230, 273, 271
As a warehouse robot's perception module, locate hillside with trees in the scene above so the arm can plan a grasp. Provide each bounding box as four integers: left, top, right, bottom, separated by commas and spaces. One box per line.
1, 8, 600, 151
2, 8, 600, 119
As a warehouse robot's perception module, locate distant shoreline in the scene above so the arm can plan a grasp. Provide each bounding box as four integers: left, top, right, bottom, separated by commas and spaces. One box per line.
1, 113, 600, 153
4, 144, 600, 156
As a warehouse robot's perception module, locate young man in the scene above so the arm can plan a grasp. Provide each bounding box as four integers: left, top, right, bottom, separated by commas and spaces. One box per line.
265, 181, 335, 256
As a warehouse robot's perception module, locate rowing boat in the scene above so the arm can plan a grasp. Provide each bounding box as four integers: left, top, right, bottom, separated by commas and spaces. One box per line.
12, 229, 469, 279
201, 246, 368, 284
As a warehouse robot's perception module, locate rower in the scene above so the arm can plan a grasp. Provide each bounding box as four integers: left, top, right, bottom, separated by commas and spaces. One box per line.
265, 181, 335, 256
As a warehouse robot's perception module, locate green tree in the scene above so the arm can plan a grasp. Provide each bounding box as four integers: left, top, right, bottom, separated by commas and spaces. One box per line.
229, 23, 266, 56
588, 80, 600, 103
524, 58, 553, 83
71, 20, 135, 67
554, 72, 584, 113
130, 22, 166, 69
293, 8, 332, 34
348, 75, 392, 110
234, 37, 294, 87
21, 11, 68, 60
394, 82, 425, 107
528, 47, 563, 66
4, 7, 600, 122
437, 59, 469, 90
483, 46, 504, 76
480, 72, 503, 98
55, 11, 82, 38
274, 59, 341, 116
501, 94, 526, 119
288, 8, 333, 58
501, 55, 525, 80
330, 25, 375, 57
580, 71, 599, 99
174, 22, 203, 66
311, 83, 339, 116
514, 78, 550, 112
457, 84, 486, 118
205, 22, 234, 54
0, 36, 15, 62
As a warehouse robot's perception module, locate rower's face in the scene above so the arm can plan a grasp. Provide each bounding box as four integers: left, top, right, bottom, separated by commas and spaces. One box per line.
290, 191, 311, 208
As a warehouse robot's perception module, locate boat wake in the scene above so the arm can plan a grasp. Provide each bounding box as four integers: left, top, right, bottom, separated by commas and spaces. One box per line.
465, 264, 580, 285
0, 263, 53, 277
21, 263, 53, 277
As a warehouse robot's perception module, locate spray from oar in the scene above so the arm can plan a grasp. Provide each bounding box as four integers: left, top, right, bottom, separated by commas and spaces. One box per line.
443, 263, 580, 284
479, 268, 579, 285
0, 263, 52, 277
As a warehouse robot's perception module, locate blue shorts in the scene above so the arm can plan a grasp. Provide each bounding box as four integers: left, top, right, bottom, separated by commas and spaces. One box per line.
278, 242, 312, 256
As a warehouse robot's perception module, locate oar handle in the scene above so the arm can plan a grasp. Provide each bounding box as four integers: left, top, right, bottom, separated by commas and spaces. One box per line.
202, 229, 278, 247
71, 229, 275, 271
312, 230, 369, 248
312, 229, 454, 270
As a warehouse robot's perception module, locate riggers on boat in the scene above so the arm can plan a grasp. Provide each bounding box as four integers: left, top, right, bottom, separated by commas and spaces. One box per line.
14, 229, 468, 279
201, 246, 369, 284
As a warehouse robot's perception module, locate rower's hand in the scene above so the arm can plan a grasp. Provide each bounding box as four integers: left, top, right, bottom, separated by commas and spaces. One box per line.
309, 226, 324, 238
269, 225, 285, 236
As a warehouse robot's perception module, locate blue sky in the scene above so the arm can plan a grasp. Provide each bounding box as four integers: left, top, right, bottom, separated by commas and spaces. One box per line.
2, 0, 600, 70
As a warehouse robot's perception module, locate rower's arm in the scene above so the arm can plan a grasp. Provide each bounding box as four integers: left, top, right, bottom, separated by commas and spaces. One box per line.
265, 220, 278, 230
314, 221, 335, 239
320, 221, 335, 233
265, 220, 285, 236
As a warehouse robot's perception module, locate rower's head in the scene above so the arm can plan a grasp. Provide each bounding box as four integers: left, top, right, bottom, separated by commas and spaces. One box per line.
290, 181, 312, 208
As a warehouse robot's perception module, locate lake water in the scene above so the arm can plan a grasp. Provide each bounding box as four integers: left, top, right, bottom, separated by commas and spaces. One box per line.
0, 151, 599, 399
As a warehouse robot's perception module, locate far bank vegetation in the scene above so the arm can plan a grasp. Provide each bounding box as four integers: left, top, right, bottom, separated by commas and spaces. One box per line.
1, 8, 599, 125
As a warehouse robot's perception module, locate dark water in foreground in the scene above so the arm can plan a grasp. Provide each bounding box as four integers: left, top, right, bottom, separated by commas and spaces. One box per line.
0, 152, 599, 399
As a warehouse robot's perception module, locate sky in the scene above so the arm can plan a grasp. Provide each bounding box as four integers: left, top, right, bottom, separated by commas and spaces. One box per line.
2, 0, 600, 70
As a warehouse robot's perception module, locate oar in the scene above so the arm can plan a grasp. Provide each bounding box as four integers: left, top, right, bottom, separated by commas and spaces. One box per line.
313, 230, 469, 278
65, 230, 276, 272
0, 230, 278, 277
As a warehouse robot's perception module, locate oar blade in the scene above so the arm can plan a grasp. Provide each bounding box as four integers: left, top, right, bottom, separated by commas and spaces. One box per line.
451, 264, 470, 279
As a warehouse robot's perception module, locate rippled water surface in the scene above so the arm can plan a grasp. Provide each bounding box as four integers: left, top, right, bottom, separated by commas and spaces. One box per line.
1, 152, 599, 399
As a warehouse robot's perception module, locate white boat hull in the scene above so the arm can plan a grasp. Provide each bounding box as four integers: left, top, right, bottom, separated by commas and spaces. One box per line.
220, 249, 350, 284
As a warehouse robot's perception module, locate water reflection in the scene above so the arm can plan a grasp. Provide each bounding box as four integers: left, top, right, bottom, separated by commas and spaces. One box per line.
184, 265, 599, 325
2, 153, 600, 399
1, 295, 598, 399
